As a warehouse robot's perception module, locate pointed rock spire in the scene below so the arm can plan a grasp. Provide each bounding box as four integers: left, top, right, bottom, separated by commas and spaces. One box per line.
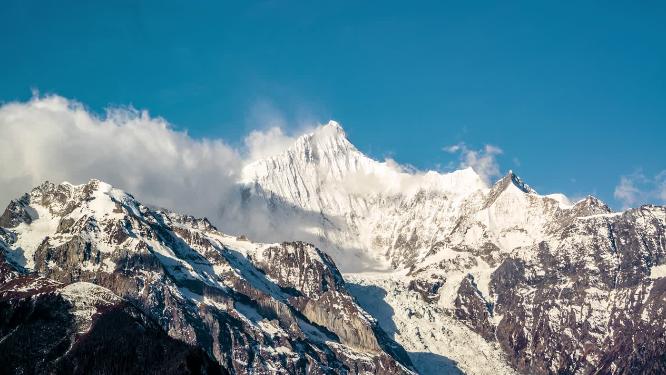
507, 170, 535, 194
483, 170, 536, 208
287, 120, 357, 164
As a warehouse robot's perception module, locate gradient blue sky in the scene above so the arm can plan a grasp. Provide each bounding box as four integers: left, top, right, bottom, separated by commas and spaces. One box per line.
1, 1, 664, 208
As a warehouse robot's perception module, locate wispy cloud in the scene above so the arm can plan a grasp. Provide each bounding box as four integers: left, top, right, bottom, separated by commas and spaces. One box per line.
444, 142, 503, 184
244, 127, 300, 161
613, 170, 666, 209
242, 99, 317, 161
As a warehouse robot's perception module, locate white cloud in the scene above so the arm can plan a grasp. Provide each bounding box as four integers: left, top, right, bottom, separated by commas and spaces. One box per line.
242, 99, 316, 161
444, 142, 503, 184
244, 127, 301, 161
0, 95, 245, 222
613, 170, 666, 209
337, 158, 453, 197
658, 171, 666, 202
613, 176, 642, 208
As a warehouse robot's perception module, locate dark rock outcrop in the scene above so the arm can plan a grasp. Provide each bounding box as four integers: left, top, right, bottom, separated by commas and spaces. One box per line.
0, 270, 225, 375
454, 274, 495, 341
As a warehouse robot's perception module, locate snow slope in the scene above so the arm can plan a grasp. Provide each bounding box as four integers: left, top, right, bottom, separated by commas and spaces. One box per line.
346, 272, 517, 375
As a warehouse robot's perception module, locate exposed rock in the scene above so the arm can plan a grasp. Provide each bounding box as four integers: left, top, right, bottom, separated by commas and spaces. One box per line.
0, 180, 414, 374
487, 207, 666, 374
408, 276, 445, 303
454, 274, 495, 341
0, 194, 33, 228
0, 269, 225, 375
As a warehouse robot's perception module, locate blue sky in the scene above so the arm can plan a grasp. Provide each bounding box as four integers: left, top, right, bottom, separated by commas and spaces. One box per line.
1, 1, 664, 208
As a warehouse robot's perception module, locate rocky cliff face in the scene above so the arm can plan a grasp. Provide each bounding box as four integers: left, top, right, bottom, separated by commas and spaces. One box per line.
488, 206, 666, 374
0, 180, 414, 374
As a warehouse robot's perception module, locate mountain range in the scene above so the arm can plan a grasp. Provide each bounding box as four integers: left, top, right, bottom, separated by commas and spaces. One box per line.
1, 122, 664, 374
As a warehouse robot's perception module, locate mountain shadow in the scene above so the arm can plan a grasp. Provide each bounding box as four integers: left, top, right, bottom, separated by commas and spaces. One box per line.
346, 282, 463, 375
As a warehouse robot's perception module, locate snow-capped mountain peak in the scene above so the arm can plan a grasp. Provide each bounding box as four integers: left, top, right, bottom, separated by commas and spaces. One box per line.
238, 122, 495, 270
260, 120, 357, 167
506, 170, 535, 193
311, 119, 348, 143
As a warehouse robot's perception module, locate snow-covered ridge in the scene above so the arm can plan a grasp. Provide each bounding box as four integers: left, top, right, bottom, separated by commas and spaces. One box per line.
242, 121, 488, 200
237, 121, 603, 272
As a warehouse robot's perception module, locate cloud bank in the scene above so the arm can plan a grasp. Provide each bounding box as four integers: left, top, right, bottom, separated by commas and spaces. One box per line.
0, 95, 324, 231
0, 95, 245, 221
